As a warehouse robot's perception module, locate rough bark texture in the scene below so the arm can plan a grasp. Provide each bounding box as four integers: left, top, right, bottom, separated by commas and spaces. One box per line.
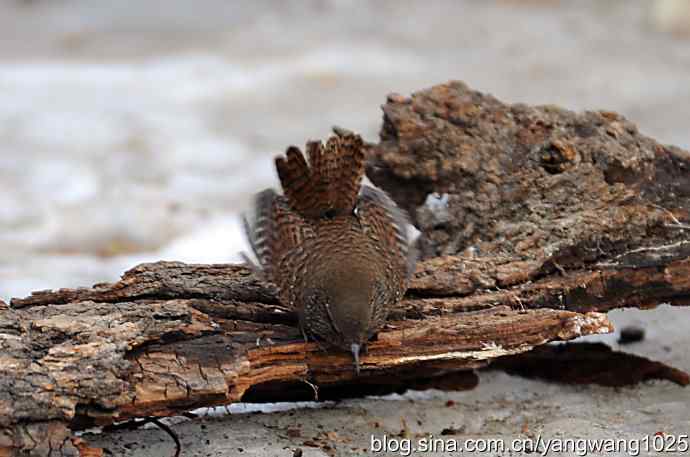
369, 81, 689, 265
2, 81, 689, 456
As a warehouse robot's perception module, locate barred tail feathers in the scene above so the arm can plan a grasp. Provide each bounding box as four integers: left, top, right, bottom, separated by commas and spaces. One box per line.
276, 131, 365, 220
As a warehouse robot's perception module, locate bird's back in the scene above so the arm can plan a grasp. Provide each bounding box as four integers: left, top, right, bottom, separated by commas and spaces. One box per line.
243, 129, 414, 351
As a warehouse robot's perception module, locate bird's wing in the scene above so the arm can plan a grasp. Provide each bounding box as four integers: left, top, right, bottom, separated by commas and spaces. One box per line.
242, 189, 314, 287
355, 185, 417, 281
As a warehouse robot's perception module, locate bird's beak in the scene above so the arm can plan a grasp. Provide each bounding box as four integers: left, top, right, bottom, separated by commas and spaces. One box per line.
351, 343, 361, 375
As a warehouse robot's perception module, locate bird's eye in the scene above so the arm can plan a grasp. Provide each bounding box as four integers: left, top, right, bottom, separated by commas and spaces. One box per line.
323, 209, 337, 219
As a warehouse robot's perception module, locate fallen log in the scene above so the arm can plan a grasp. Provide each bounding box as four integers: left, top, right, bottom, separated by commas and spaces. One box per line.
369, 82, 689, 266
1, 81, 688, 456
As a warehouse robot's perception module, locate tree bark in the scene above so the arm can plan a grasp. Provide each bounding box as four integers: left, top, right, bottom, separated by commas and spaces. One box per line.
1, 81, 689, 456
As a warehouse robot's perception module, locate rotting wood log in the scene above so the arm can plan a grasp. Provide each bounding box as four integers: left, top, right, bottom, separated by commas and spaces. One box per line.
0, 264, 612, 456
1, 81, 689, 456
369, 81, 689, 266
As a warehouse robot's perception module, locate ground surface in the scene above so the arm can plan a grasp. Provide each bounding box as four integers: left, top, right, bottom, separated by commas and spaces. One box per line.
1, 1, 689, 456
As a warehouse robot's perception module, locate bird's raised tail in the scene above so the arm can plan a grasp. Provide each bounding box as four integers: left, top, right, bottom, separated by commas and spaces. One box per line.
275, 128, 365, 220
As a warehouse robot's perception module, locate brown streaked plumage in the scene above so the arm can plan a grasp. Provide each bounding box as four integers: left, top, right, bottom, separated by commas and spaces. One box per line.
243, 129, 415, 373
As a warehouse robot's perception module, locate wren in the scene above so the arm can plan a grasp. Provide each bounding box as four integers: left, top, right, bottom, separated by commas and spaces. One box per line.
243, 129, 415, 373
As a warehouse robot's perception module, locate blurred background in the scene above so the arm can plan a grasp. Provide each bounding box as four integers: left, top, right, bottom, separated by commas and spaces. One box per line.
2, 0, 690, 301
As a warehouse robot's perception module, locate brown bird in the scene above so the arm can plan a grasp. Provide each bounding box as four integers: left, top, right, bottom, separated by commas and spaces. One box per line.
243, 129, 415, 373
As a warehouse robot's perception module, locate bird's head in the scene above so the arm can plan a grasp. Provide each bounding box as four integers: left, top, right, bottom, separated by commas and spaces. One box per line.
305, 266, 379, 374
